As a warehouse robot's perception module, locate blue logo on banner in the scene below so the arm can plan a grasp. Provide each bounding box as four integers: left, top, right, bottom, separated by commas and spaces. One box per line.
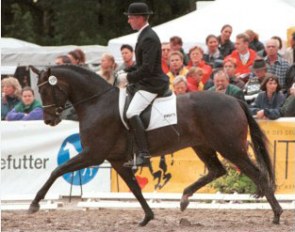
57, 134, 98, 185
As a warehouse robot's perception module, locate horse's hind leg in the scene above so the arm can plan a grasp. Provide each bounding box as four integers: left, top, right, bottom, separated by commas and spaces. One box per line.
181, 146, 226, 211
223, 152, 283, 224
110, 160, 154, 226
28, 152, 94, 214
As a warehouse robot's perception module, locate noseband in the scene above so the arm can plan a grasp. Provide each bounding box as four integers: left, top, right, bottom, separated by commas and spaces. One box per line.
38, 76, 114, 116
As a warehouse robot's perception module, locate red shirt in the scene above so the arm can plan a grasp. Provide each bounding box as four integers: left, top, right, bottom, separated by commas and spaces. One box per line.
186, 60, 212, 84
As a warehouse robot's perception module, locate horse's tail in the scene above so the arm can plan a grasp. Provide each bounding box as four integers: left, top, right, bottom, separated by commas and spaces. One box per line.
238, 100, 276, 194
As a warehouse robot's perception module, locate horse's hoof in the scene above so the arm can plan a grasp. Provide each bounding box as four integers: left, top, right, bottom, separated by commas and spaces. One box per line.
28, 203, 40, 214
139, 213, 154, 226
180, 194, 190, 212
272, 209, 283, 224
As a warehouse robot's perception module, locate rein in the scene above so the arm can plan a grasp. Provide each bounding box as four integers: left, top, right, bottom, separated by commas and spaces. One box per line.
38, 79, 114, 115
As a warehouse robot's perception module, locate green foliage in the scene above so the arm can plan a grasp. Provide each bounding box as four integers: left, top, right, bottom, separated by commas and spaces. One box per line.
210, 162, 257, 194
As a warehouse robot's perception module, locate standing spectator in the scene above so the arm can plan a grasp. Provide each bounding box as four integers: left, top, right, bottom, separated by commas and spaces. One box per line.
218, 24, 235, 57
185, 67, 204, 92
249, 74, 285, 120
284, 32, 295, 65
271, 36, 284, 57
68, 48, 86, 64
97, 53, 117, 85
208, 69, 245, 101
55, 55, 72, 65
245, 29, 265, 52
264, 38, 290, 91
187, 46, 212, 85
173, 76, 188, 95
226, 33, 257, 79
6, 87, 43, 121
223, 57, 245, 89
1, 77, 22, 120
169, 36, 189, 65
203, 34, 223, 68
161, 42, 171, 74
117, 44, 136, 72
166, 51, 188, 89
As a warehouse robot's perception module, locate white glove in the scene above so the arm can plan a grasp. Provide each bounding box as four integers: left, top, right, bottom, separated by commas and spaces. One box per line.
117, 72, 128, 88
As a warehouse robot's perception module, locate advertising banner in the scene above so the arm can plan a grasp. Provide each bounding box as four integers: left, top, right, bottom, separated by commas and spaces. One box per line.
111, 118, 295, 194
1, 121, 111, 197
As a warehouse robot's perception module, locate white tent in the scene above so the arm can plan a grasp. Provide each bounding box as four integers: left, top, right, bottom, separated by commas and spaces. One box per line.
108, 0, 295, 60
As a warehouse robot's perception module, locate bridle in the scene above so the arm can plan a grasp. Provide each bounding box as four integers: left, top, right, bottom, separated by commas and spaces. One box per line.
37, 75, 114, 116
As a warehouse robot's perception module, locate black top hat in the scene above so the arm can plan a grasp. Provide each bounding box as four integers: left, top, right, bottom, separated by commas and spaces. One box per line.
124, 3, 153, 16
252, 59, 266, 71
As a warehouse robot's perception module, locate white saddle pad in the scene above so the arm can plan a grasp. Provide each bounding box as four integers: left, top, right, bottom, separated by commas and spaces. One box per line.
119, 88, 177, 131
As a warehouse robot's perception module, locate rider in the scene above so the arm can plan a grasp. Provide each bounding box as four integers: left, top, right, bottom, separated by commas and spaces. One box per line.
118, 2, 169, 168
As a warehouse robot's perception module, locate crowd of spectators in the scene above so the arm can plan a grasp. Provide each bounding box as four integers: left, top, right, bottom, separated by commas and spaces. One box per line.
2, 26, 295, 121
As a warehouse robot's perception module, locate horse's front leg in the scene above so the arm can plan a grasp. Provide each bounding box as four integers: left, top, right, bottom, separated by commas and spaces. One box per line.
110, 160, 154, 226
28, 150, 95, 213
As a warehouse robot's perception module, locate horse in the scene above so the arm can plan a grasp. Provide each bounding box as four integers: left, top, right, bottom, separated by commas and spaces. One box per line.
28, 64, 282, 226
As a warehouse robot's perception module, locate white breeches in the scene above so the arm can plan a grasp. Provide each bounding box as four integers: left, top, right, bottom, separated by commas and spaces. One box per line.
126, 90, 157, 119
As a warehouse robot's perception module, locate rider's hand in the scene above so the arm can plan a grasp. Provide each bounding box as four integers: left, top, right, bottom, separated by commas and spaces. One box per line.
117, 72, 128, 88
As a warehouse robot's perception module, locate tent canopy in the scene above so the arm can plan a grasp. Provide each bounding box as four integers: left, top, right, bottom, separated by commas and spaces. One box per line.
108, 0, 295, 60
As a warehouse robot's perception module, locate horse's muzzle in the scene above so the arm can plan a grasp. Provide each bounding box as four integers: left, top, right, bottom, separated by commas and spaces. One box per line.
44, 118, 61, 126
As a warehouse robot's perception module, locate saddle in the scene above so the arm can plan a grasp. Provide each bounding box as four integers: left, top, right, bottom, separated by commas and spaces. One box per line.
119, 84, 177, 130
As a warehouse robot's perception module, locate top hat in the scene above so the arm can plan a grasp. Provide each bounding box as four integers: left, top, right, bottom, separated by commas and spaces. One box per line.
124, 3, 153, 16
252, 59, 266, 71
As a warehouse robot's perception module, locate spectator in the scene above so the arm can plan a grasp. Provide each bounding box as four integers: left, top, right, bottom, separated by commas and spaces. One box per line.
1, 77, 22, 120
223, 57, 245, 89
245, 29, 265, 52
226, 33, 257, 79
208, 69, 245, 101
271, 35, 284, 57
218, 24, 235, 57
6, 87, 43, 121
203, 34, 223, 68
117, 44, 136, 72
161, 42, 171, 74
173, 76, 188, 95
166, 51, 188, 89
97, 53, 117, 85
187, 46, 212, 85
68, 48, 86, 64
284, 32, 295, 65
186, 67, 204, 92
169, 36, 189, 65
249, 74, 285, 120
280, 82, 295, 117
264, 38, 290, 91
55, 55, 72, 65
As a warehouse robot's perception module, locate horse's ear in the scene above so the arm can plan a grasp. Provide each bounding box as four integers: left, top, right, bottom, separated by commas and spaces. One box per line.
29, 65, 41, 75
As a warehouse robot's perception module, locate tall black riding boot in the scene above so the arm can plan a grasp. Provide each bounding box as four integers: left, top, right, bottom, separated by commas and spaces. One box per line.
123, 115, 150, 168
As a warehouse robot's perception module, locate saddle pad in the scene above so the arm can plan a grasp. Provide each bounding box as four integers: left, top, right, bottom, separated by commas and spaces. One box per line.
119, 88, 177, 131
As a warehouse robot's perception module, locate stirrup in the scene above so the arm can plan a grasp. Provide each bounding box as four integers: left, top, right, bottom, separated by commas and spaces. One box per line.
123, 153, 149, 169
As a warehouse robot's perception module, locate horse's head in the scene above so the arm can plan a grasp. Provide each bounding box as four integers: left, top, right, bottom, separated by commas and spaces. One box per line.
30, 65, 69, 126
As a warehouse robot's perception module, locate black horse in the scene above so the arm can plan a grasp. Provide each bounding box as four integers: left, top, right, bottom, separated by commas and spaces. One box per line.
29, 65, 282, 226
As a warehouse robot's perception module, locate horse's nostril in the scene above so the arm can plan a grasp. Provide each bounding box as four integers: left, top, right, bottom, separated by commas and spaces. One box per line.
44, 120, 51, 125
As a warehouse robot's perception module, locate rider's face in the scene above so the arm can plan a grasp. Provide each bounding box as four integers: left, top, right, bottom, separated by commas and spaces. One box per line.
128, 15, 145, 30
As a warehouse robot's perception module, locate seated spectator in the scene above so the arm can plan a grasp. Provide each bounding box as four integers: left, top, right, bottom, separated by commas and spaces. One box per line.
244, 59, 268, 100
169, 36, 189, 65
245, 29, 265, 52
208, 69, 245, 101
167, 51, 188, 89
6, 87, 43, 121
218, 24, 235, 57
97, 53, 117, 85
280, 82, 295, 117
186, 67, 204, 92
203, 34, 223, 68
186, 46, 212, 85
68, 48, 86, 64
1, 77, 22, 120
173, 76, 188, 95
55, 55, 72, 65
249, 74, 285, 120
161, 42, 171, 74
117, 44, 136, 72
226, 33, 257, 80
223, 57, 245, 89
271, 36, 284, 57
